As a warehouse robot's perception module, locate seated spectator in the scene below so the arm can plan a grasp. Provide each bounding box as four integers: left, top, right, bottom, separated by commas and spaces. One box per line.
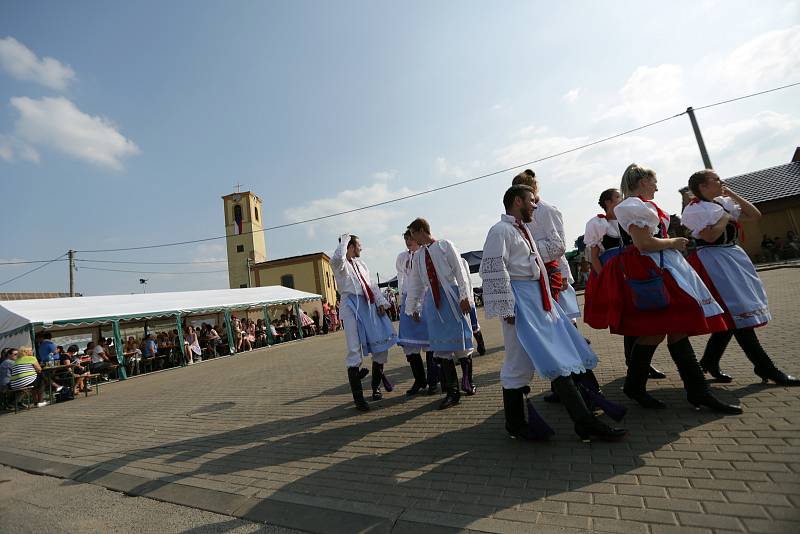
88, 340, 115, 379
65, 345, 91, 393
207, 325, 222, 355
761, 234, 776, 262
1, 348, 16, 409
255, 319, 267, 347
36, 332, 57, 367
123, 336, 142, 375
269, 323, 281, 343
299, 308, 316, 337
10, 347, 43, 406
186, 325, 202, 364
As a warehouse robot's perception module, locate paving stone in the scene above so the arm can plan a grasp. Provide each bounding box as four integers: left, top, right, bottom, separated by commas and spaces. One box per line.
644, 497, 702, 513
592, 517, 649, 534
678, 512, 744, 530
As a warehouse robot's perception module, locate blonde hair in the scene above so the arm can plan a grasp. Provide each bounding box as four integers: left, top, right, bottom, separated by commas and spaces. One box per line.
512, 169, 538, 196
18, 346, 33, 357
620, 163, 655, 198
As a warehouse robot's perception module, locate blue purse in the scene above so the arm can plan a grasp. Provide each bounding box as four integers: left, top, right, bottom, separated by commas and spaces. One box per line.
621, 251, 670, 311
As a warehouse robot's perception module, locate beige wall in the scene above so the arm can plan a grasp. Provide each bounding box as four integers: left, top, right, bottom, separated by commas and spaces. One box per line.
223, 192, 267, 289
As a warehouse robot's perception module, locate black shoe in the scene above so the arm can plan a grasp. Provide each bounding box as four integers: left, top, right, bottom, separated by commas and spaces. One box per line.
474, 331, 486, 356
372, 390, 383, 401
438, 392, 460, 410
405, 353, 428, 396
687, 393, 742, 414
648, 366, 667, 379
700, 360, 733, 383
574, 419, 628, 442
755, 368, 800, 386
543, 391, 561, 403
623, 388, 666, 409
347, 366, 370, 412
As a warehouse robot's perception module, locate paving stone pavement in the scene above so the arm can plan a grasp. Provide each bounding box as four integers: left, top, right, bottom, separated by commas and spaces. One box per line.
1, 268, 799, 533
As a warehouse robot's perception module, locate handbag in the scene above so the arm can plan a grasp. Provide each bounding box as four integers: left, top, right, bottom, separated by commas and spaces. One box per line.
621, 250, 670, 311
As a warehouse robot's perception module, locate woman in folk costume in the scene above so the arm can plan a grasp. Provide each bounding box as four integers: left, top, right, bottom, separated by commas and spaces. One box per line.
395, 230, 433, 396
583, 188, 666, 380
682, 170, 799, 386
480, 184, 627, 442
512, 170, 582, 321
585, 164, 742, 414
405, 217, 474, 410
331, 234, 398, 411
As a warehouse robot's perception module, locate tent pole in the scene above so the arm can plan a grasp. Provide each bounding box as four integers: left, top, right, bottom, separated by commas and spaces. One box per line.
263, 305, 273, 346
224, 309, 235, 355
28, 324, 36, 352
176, 313, 187, 366
112, 320, 128, 379
294, 302, 303, 339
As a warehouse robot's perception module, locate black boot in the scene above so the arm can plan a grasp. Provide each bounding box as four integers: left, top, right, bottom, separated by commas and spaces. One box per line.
734, 328, 800, 386
438, 359, 460, 410
503, 387, 552, 440
459, 357, 476, 395
371, 361, 383, 400
405, 353, 428, 396
425, 351, 439, 395
474, 330, 486, 356
552, 376, 626, 442
625, 335, 665, 379
347, 366, 370, 412
700, 330, 735, 382
668, 337, 743, 414
623, 342, 666, 409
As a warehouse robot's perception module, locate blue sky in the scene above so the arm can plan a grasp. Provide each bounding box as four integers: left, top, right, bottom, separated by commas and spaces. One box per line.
1, 1, 799, 295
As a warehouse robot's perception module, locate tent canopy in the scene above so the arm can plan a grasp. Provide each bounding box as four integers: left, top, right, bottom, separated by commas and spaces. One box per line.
0, 286, 321, 343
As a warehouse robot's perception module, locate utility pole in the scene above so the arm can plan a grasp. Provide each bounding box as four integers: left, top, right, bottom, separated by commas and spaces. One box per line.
68, 250, 75, 297
686, 106, 713, 170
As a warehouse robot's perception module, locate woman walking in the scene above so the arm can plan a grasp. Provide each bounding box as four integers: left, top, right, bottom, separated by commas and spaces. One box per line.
585, 164, 742, 414
682, 169, 799, 386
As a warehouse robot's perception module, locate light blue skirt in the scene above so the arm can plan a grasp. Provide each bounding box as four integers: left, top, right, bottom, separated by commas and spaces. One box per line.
697, 245, 771, 328
344, 294, 397, 355
643, 249, 723, 318
511, 279, 598, 379
398, 293, 429, 350
559, 283, 581, 319
424, 285, 473, 352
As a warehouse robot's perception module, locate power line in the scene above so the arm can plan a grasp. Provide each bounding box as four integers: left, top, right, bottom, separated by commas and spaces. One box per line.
72, 81, 800, 255
0, 258, 228, 266
78, 266, 228, 275
0, 253, 68, 287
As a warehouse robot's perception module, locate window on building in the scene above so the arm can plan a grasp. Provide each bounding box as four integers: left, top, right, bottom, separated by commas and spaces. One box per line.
236, 244, 245, 253
326, 272, 331, 288
240, 283, 248, 288
233, 204, 243, 222
254, 207, 259, 221
280, 274, 295, 289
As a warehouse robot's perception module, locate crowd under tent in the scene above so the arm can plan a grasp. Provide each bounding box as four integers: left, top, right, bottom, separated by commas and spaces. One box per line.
0, 286, 322, 379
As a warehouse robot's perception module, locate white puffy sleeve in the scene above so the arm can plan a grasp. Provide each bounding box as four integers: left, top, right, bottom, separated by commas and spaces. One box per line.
395, 252, 407, 296
479, 225, 515, 319
714, 196, 742, 221
442, 240, 470, 302
404, 251, 427, 316
583, 217, 607, 248
681, 202, 725, 237
460, 257, 475, 305
531, 204, 566, 263
330, 233, 349, 273
614, 198, 659, 234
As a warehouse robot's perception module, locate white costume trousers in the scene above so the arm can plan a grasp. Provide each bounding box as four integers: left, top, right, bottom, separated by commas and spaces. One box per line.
340, 301, 389, 367
500, 320, 536, 389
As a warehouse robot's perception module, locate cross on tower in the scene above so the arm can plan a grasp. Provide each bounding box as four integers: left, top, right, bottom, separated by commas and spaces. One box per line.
234, 181, 243, 193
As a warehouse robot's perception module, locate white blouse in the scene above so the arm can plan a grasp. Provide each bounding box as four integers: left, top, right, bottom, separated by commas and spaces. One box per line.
529, 200, 566, 264
330, 233, 388, 307
583, 216, 620, 249
614, 197, 669, 237
681, 197, 742, 239
404, 239, 470, 315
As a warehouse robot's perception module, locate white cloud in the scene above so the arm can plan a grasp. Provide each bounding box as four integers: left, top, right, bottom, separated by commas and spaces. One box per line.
713, 25, 800, 90
0, 133, 40, 163
0, 36, 76, 90
9, 96, 139, 170
598, 64, 685, 123
562, 88, 581, 104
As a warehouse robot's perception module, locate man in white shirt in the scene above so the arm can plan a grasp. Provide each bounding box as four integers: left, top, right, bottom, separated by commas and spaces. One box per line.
480, 184, 626, 442
405, 218, 473, 410
331, 233, 397, 411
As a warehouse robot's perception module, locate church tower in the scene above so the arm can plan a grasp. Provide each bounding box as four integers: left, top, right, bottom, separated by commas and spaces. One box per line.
222, 190, 267, 288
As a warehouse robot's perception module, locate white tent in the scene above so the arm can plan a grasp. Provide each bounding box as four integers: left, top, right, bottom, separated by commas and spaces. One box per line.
0, 286, 321, 354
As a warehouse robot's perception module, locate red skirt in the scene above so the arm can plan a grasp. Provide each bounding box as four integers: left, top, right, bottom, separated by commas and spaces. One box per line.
584, 246, 727, 336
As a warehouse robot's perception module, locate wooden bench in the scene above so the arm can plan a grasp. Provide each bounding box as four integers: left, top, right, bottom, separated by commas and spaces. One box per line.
3, 386, 35, 413
82, 374, 101, 396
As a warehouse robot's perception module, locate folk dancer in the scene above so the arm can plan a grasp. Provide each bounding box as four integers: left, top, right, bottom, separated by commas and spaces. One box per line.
458, 256, 481, 395
583, 188, 666, 379
395, 230, 432, 396
331, 234, 398, 411
682, 170, 799, 386
480, 184, 627, 442
405, 218, 474, 410
584, 164, 742, 414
